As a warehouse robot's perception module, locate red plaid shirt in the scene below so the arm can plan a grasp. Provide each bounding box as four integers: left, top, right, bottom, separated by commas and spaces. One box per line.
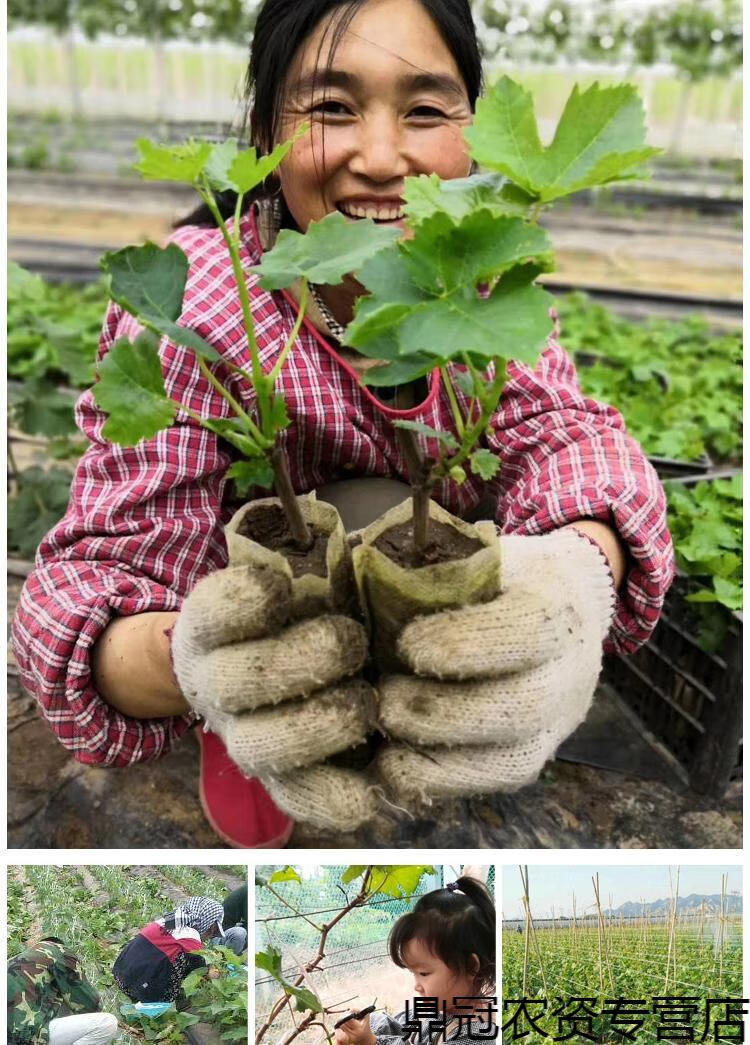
12, 210, 675, 767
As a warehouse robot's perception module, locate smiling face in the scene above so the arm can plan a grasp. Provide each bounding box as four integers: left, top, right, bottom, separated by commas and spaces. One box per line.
276, 0, 473, 234
402, 937, 479, 1010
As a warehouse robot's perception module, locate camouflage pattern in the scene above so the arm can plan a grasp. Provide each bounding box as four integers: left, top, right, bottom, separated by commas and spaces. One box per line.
8, 940, 100, 1044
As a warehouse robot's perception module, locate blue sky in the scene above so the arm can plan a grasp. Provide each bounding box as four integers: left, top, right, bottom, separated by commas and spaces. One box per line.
502, 865, 743, 919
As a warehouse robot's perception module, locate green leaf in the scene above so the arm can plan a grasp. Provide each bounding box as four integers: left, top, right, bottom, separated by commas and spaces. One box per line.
340, 865, 367, 885
229, 125, 309, 195
369, 865, 436, 899
8, 466, 73, 558
359, 354, 435, 387
102, 242, 187, 323
270, 395, 290, 431
255, 947, 322, 1014
452, 369, 476, 398
203, 138, 241, 192
134, 137, 213, 183
470, 448, 501, 480
101, 242, 221, 362
255, 947, 283, 979
395, 279, 553, 367
393, 419, 458, 449
8, 260, 46, 302
269, 866, 302, 884
465, 77, 660, 203
400, 210, 553, 295
403, 171, 526, 225
252, 211, 401, 289
227, 457, 275, 495
94, 331, 177, 445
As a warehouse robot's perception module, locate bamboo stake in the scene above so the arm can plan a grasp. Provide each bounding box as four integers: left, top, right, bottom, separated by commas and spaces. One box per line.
519, 865, 548, 997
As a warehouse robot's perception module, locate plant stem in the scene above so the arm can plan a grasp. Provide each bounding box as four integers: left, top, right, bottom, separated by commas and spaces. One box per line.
197, 358, 270, 447
269, 279, 309, 385
440, 366, 465, 438
435, 359, 507, 479
270, 442, 313, 549
255, 868, 373, 1045
396, 426, 434, 560
199, 180, 270, 429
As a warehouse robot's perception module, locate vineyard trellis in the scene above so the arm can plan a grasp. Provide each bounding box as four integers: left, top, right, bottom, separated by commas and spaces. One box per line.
503, 867, 742, 1044
8, 864, 248, 1043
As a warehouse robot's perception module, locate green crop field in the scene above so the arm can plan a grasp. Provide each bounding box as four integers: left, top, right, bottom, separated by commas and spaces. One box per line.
503, 913, 742, 1041
8, 864, 248, 1043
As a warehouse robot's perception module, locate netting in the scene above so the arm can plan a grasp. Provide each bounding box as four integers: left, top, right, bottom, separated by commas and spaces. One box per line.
256, 865, 495, 1039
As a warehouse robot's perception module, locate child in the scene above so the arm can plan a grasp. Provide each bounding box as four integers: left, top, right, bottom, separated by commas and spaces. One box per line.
335, 876, 495, 1045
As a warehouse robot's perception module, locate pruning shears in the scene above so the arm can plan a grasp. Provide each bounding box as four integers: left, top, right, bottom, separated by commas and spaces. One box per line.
334, 1003, 378, 1029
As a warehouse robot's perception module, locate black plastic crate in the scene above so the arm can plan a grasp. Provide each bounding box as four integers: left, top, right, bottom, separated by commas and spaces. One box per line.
604, 574, 742, 797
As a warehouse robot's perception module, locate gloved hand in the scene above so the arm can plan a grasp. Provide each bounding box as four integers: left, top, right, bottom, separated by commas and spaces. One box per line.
374, 528, 616, 804
171, 563, 377, 827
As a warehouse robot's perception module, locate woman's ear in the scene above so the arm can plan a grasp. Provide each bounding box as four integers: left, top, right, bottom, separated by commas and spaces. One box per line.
469, 952, 480, 975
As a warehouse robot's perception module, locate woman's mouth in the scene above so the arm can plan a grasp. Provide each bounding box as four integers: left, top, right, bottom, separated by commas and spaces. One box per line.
337, 199, 405, 224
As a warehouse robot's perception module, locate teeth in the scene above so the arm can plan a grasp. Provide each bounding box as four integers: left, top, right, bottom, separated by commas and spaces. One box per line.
340, 203, 404, 221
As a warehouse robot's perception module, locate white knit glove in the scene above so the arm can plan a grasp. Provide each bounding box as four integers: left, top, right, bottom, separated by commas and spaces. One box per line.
375, 528, 617, 803
171, 564, 377, 826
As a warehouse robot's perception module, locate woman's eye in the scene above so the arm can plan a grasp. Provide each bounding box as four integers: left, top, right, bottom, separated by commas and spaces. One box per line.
409, 106, 446, 118
310, 100, 351, 116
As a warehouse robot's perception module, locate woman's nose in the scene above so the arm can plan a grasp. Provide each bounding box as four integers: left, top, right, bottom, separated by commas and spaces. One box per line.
349, 115, 409, 182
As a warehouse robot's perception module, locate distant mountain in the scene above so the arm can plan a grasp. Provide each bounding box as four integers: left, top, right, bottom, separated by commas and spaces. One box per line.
605, 894, 742, 918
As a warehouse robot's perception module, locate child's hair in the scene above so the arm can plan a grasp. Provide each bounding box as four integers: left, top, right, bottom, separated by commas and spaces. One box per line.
388, 875, 495, 994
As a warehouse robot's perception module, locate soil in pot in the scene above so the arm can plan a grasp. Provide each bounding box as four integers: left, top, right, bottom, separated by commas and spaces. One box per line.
372, 518, 485, 569
236, 503, 329, 579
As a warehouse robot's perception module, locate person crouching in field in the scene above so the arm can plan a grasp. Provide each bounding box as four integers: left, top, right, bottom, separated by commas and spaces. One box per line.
8, 936, 118, 1045
112, 897, 223, 1005
335, 876, 495, 1045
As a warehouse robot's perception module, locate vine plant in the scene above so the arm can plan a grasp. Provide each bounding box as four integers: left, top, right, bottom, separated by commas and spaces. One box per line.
255, 864, 435, 1045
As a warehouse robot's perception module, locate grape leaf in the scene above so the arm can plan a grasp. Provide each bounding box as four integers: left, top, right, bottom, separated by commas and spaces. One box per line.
393, 420, 459, 449
102, 242, 187, 322
251, 211, 401, 289
369, 865, 436, 899
341, 865, 368, 885
269, 866, 302, 884
8, 466, 73, 558
352, 276, 552, 368
360, 354, 435, 387
470, 448, 501, 480
101, 243, 221, 362
255, 947, 322, 1013
227, 457, 275, 494
228, 126, 309, 195
94, 332, 176, 445
134, 138, 213, 183
403, 171, 528, 225
400, 210, 553, 295
465, 77, 660, 203
203, 138, 242, 192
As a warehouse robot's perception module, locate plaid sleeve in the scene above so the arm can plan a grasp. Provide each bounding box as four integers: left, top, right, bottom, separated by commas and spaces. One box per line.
487, 334, 675, 654
11, 300, 232, 767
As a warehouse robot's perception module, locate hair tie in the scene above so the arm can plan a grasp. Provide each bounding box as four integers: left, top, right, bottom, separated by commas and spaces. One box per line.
446, 882, 460, 892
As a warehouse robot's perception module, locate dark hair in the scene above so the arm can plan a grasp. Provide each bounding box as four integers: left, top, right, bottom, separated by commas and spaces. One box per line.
178, 0, 482, 227
388, 876, 496, 994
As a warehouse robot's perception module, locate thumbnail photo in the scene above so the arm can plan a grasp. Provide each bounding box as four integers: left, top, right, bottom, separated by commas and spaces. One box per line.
502, 864, 743, 1042
9, 864, 248, 1043
256, 863, 496, 1043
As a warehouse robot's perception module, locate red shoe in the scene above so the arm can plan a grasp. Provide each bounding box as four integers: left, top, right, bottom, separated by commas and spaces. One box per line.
197, 726, 294, 848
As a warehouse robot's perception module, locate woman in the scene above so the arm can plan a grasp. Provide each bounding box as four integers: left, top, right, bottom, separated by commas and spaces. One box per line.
113, 898, 223, 1004
12, 0, 674, 847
